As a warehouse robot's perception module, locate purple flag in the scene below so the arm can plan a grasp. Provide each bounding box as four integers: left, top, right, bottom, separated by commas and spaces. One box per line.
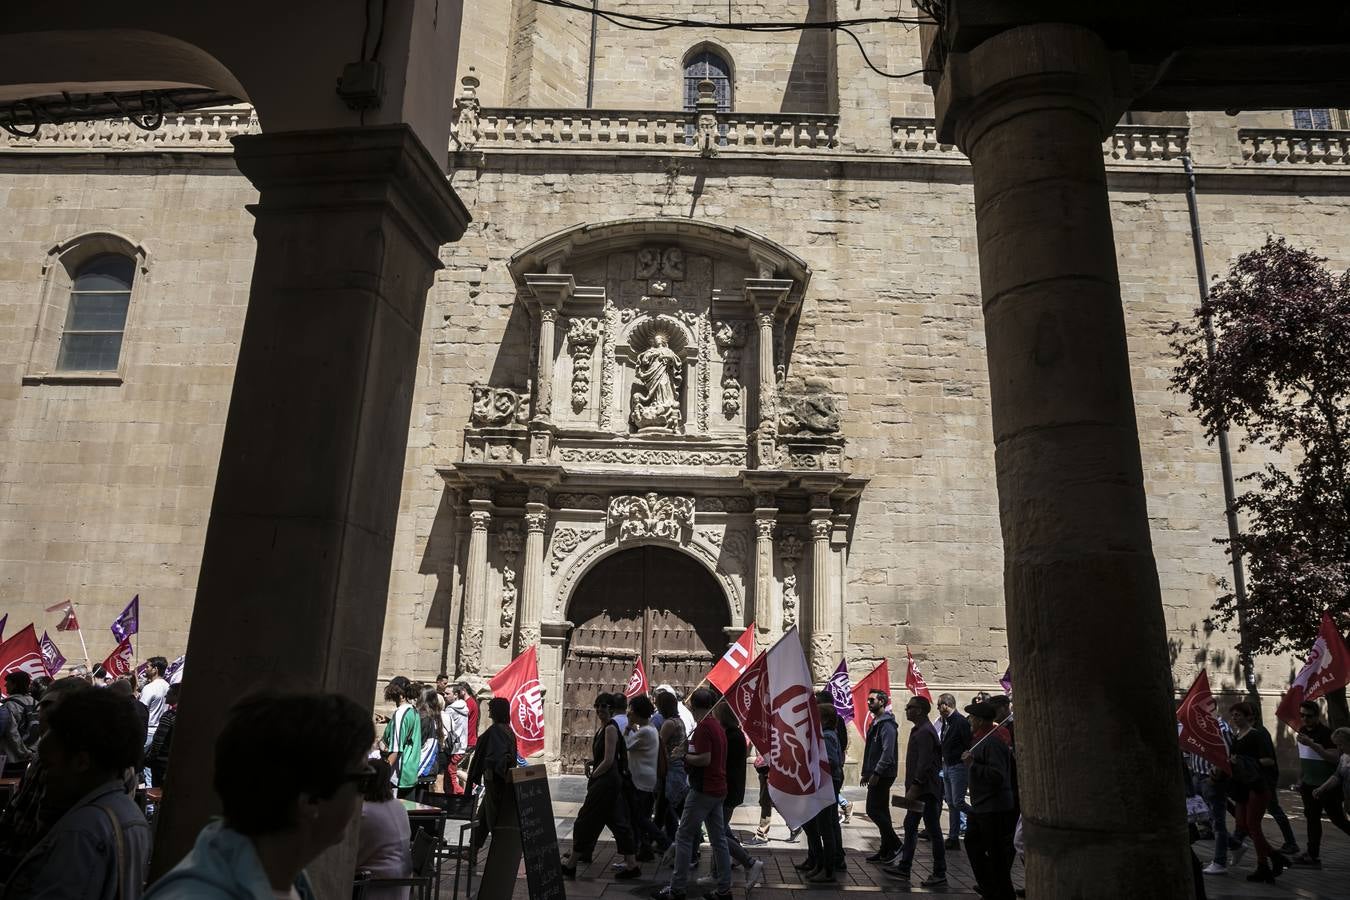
999, 667, 1012, 697
166, 654, 185, 684
110, 595, 139, 642
0, 613, 7, 642
39, 631, 66, 677
828, 659, 854, 723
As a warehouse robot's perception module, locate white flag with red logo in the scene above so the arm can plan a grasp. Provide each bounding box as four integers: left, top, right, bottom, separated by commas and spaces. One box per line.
1177, 670, 1230, 775
101, 638, 134, 679
905, 647, 932, 701
0, 625, 47, 688
624, 656, 648, 699
1276, 613, 1350, 728
489, 645, 545, 756
707, 622, 756, 693
723, 628, 834, 830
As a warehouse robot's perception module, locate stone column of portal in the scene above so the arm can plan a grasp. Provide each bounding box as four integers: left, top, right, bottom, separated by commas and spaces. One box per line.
935, 24, 1191, 897
151, 126, 470, 878
807, 500, 835, 680
744, 279, 793, 467
534, 307, 558, 419
460, 500, 492, 672
517, 488, 548, 652
753, 506, 778, 647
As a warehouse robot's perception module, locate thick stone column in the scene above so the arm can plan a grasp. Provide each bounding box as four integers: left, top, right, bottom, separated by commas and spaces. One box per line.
461, 501, 492, 672
152, 126, 469, 879
517, 488, 548, 651
935, 24, 1191, 897
807, 500, 835, 680
744, 279, 793, 467
753, 506, 778, 645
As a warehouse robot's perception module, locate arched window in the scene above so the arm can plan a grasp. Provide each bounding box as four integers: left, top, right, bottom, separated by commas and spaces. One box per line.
683, 49, 733, 113
57, 253, 135, 371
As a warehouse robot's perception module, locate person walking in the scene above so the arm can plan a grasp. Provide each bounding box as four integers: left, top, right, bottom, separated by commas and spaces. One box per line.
146, 682, 182, 789
713, 703, 765, 889
1310, 727, 1350, 819
960, 700, 1016, 900
1292, 701, 1350, 867
656, 690, 690, 844
1191, 711, 1234, 876
624, 695, 668, 860
653, 687, 733, 900
466, 697, 517, 850
444, 684, 470, 795
860, 689, 901, 864
883, 695, 946, 887
799, 697, 845, 884
560, 693, 640, 880
381, 679, 422, 800
0, 672, 37, 777
937, 692, 971, 849
1224, 701, 1289, 882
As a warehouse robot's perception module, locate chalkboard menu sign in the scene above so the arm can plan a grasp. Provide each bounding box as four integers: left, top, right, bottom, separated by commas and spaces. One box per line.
478, 764, 565, 900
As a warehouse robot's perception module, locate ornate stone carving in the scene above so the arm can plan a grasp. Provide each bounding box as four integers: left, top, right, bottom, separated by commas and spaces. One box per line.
518, 623, 542, 651
549, 527, 584, 574
556, 446, 746, 467
453, 68, 481, 150
809, 631, 835, 677
567, 317, 601, 413
498, 521, 523, 555
470, 385, 528, 427
782, 571, 799, 630
470, 510, 491, 532
779, 531, 805, 561
525, 511, 547, 534
496, 522, 522, 648
630, 330, 683, 433
724, 529, 749, 564
811, 517, 832, 541
636, 246, 685, 280
778, 383, 842, 435
698, 527, 723, 548
600, 301, 618, 430
755, 517, 776, 540
461, 625, 484, 674
607, 493, 695, 543
554, 493, 605, 510
696, 495, 751, 513
714, 320, 748, 418
697, 316, 710, 433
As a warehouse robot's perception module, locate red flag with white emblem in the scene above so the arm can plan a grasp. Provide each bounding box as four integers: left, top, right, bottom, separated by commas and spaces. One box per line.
0, 625, 47, 689
624, 656, 649, 699
707, 623, 756, 693
100, 638, 134, 678
905, 647, 932, 701
1276, 614, 1350, 728
1177, 670, 1230, 775
723, 628, 833, 830
489, 645, 545, 756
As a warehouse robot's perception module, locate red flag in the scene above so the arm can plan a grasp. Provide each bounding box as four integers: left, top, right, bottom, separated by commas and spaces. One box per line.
1177, 670, 1231, 775
707, 623, 756, 693
488, 645, 545, 756
51, 602, 80, 632
905, 647, 932, 701
0, 625, 48, 689
851, 659, 891, 738
723, 630, 834, 830
624, 656, 649, 699
1276, 613, 1350, 727
101, 638, 134, 679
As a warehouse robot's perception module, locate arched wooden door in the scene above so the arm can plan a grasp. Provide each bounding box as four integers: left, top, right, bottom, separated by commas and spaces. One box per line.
561, 545, 730, 773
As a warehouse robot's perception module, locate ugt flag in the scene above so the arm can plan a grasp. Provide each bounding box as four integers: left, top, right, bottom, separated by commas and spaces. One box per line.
167, 655, 186, 684
489, 645, 545, 756
110, 595, 139, 642
624, 656, 648, 699
101, 638, 135, 679
707, 622, 756, 693
1177, 670, 1230, 775
827, 659, 854, 724
851, 659, 890, 738
1276, 613, 1350, 727
999, 667, 1012, 697
0, 625, 47, 688
39, 632, 66, 678
905, 647, 932, 701
723, 629, 834, 830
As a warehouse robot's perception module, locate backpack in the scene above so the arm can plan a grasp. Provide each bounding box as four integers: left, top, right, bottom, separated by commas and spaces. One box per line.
2, 697, 37, 750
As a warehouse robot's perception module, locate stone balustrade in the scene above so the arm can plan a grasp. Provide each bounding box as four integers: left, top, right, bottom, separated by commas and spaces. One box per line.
0, 106, 258, 152
458, 108, 838, 152
891, 117, 1190, 163
889, 117, 963, 156
1239, 128, 1350, 165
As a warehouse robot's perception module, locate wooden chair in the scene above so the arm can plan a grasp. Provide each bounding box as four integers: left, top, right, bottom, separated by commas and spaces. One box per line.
352, 830, 436, 900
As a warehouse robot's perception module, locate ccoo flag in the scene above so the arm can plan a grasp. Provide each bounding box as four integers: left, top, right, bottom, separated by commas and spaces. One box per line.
101, 638, 135, 678
489, 645, 545, 757
110, 595, 139, 642
0, 625, 47, 687
707, 623, 756, 693
850, 659, 891, 739
905, 647, 932, 701
624, 656, 649, 699
1176, 670, 1230, 775
722, 629, 835, 830
1276, 613, 1350, 728
827, 659, 854, 724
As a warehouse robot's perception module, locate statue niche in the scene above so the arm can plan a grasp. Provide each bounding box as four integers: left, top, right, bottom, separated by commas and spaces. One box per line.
627, 316, 688, 434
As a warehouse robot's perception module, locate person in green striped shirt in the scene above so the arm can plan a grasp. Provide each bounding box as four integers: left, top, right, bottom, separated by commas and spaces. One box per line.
381, 678, 422, 799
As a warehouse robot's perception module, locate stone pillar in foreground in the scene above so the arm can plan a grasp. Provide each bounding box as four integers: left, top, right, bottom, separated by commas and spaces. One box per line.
152, 126, 469, 882
934, 24, 1191, 897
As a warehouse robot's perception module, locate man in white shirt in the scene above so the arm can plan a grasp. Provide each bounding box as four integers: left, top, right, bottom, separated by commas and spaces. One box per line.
139, 657, 170, 783
445, 688, 471, 795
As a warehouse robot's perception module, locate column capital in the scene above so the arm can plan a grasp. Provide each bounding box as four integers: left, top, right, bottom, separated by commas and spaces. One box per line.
933, 23, 1131, 151
524, 510, 548, 534
523, 272, 577, 311
744, 277, 795, 317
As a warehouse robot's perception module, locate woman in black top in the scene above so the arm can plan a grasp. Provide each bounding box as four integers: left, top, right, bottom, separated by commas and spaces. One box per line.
561, 692, 640, 880
1225, 702, 1289, 882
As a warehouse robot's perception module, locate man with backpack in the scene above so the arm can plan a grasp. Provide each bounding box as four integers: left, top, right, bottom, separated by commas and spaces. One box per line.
0, 672, 38, 777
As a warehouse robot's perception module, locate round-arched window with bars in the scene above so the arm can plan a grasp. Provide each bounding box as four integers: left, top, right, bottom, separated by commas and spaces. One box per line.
683, 50, 733, 113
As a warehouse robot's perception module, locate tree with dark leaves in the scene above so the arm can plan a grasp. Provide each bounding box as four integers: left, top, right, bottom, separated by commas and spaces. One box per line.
1170, 236, 1350, 726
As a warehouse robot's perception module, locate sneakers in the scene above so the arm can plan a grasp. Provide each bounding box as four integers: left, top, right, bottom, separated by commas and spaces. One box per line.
1202, 862, 1228, 875
921, 873, 948, 888
744, 859, 766, 889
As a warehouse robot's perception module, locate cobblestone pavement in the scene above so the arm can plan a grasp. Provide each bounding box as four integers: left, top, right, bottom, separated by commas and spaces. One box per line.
450, 778, 1349, 899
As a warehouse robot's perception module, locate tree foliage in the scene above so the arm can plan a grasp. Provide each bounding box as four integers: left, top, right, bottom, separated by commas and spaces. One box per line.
1170, 236, 1350, 658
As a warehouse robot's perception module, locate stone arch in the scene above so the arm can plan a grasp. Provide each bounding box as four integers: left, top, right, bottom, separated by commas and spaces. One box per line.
558, 534, 740, 626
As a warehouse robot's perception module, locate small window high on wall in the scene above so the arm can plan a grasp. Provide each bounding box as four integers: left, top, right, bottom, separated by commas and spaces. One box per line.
57, 254, 134, 371
1293, 108, 1334, 129
683, 50, 733, 113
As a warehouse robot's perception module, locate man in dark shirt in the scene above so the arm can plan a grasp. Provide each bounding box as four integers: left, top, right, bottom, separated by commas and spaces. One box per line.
861, 690, 901, 863
709, 705, 765, 888
961, 700, 1016, 900
467, 698, 517, 850
937, 693, 972, 849
883, 695, 946, 887
654, 688, 732, 900
1293, 701, 1350, 866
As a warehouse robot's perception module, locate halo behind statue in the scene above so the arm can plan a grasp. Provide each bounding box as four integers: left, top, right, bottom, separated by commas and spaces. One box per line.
627, 314, 691, 354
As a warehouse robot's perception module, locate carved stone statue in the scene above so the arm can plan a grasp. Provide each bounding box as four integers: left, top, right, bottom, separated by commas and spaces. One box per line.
777, 383, 841, 435
470, 384, 528, 427
607, 492, 695, 543
630, 331, 683, 432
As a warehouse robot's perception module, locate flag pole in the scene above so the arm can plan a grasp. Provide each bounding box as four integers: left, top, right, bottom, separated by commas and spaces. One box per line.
967, 713, 1015, 754
75, 626, 91, 669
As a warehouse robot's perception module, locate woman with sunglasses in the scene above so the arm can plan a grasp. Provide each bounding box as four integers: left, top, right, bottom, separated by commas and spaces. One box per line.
560, 692, 641, 880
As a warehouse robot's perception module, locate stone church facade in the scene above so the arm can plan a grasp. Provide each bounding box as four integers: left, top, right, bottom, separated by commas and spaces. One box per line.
2, 2, 1349, 768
